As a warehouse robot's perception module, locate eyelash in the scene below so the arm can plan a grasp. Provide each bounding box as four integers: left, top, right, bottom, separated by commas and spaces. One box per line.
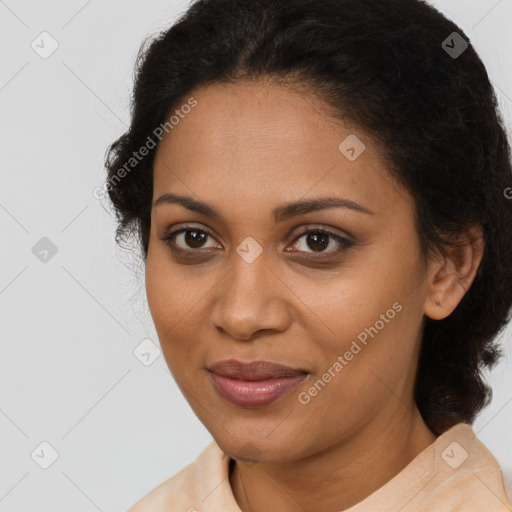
158, 225, 354, 258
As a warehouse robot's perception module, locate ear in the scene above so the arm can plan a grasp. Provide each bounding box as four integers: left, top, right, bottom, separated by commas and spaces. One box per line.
424, 225, 484, 321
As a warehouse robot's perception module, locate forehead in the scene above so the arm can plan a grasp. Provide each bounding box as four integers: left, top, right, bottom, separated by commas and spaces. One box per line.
152, 81, 410, 222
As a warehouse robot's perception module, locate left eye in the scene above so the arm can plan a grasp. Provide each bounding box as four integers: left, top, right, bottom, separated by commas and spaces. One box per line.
288, 229, 353, 254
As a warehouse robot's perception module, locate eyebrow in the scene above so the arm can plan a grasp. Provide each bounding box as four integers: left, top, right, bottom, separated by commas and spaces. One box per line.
152, 193, 375, 222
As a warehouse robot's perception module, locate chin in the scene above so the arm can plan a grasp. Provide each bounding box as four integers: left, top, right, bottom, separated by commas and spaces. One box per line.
212, 429, 309, 465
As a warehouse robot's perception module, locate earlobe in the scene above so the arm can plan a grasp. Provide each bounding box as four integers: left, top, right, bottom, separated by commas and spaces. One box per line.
424, 226, 484, 321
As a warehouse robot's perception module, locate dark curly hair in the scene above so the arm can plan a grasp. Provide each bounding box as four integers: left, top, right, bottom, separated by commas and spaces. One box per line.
104, 0, 512, 435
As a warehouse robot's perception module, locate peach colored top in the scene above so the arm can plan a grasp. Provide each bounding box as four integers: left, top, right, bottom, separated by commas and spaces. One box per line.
126, 423, 511, 511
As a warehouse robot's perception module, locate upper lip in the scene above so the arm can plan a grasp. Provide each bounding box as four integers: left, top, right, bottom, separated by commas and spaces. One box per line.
208, 359, 308, 380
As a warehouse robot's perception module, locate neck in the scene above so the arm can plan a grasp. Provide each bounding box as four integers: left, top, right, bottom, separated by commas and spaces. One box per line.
229, 407, 437, 512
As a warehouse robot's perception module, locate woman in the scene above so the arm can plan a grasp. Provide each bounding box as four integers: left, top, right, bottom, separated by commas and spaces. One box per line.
104, 0, 512, 510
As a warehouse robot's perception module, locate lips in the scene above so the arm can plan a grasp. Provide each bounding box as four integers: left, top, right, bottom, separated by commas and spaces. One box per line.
208, 359, 308, 408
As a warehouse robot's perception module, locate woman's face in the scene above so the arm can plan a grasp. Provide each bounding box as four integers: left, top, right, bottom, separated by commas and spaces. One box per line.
146, 80, 433, 462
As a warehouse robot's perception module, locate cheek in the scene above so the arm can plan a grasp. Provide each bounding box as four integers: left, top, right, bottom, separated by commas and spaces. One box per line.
305, 299, 421, 419
294, 319, 418, 449
294, 259, 423, 412
145, 253, 210, 374
294, 269, 401, 357
145, 247, 198, 331
145, 252, 184, 361
145, 255, 170, 329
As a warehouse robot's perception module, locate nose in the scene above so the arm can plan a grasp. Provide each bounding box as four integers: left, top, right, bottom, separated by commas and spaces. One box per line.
209, 252, 292, 341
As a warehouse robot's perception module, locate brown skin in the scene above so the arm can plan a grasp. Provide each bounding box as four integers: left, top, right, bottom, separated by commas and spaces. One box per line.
146, 80, 484, 512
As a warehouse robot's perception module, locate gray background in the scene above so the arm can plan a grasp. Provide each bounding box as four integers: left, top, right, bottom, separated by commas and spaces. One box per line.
1, 1, 511, 510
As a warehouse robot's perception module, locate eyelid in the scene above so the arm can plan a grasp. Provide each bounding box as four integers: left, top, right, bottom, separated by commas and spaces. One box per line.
160, 223, 221, 244
287, 223, 354, 244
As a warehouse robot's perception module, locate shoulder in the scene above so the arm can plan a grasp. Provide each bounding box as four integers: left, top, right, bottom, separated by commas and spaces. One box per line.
125, 442, 218, 512
415, 423, 512, 512
346, 423, 512, 512
126, 462, 195, 512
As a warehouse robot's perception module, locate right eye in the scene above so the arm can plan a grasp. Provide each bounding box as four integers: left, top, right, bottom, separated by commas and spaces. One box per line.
159, 226, 221, 252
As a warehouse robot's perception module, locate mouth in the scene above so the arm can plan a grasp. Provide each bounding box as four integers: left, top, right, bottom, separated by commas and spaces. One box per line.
207, 359, 308, 408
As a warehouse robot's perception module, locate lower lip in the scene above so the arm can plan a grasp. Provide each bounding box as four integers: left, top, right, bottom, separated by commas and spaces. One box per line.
209, 372, 308, 408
